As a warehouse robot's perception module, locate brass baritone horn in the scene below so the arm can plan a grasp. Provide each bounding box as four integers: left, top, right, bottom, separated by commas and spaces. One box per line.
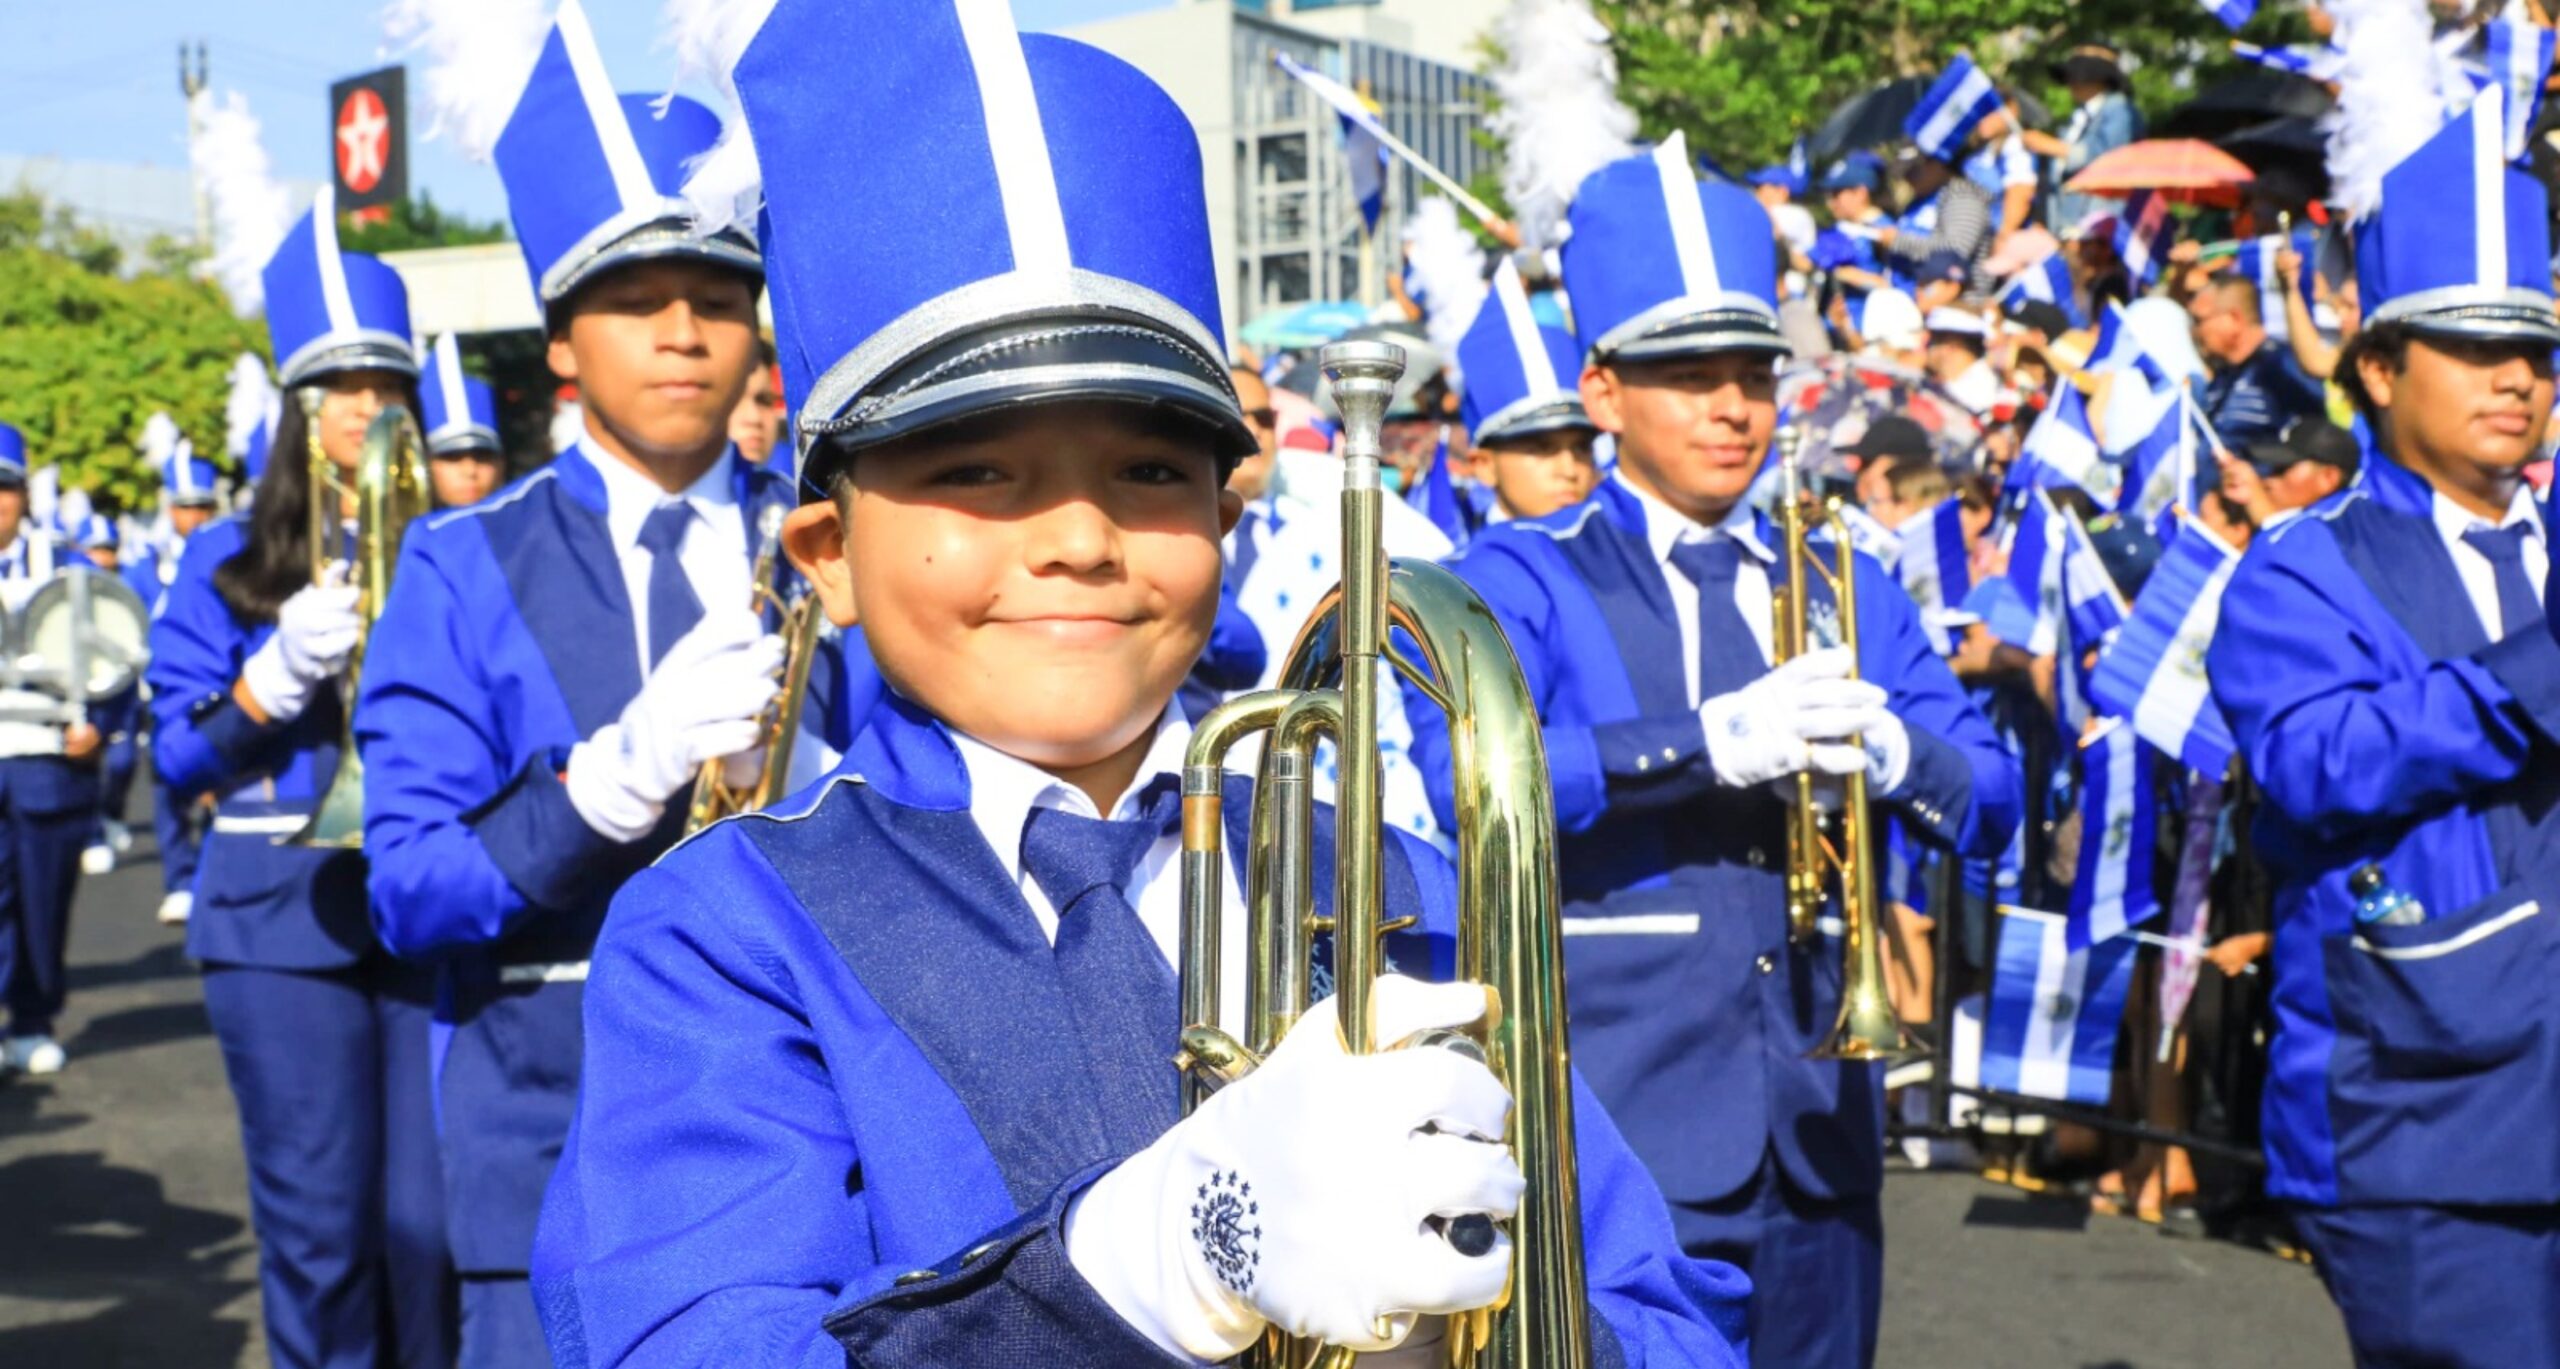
682, 504, 823, 834
283, 398, 430, 849
1174, 340, 1591, 1369
1770, 424, 1908, 1062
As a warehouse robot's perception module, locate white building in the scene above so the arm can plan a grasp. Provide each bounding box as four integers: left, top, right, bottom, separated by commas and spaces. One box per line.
1063, 0, 1501, 343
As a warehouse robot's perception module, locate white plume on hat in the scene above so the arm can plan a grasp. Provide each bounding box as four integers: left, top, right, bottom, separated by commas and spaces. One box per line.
381, 0, 555, 163
1490, 0, 1637, 255
189, 90, 296, 315
1400, 197, 1488, 385
225, 354, 278, 462
663, 0, 779, 236
2321, 0, 2445, 221
138, 412, 183, 467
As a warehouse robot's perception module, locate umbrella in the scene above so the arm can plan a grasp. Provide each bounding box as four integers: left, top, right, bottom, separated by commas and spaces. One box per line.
1239, 300, 1369, 351
2216, 116, 2330, 205
2065, 139, 2256, 207
1807, 76, 1931, 167
1779, 356, 1987, 480
2153, 71, 2334, 143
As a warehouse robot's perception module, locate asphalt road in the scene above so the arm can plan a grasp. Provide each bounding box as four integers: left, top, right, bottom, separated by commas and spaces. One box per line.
0, 805, 2351, 1368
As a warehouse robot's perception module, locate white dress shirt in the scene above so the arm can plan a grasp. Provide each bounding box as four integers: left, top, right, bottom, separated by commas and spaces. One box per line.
583, 436, 751, 676
2430, 485, 2547, 642
1613, 471, 1776, 706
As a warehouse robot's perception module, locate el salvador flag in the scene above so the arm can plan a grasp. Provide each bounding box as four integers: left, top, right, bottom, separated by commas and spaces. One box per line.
2003, 487, 2066, 657
1998, 253, 2083, 328
1982, 910, 2139, 1103
1833, 500, 1904, 570
2114, 385, 2213, 540
2009, 383, 2108, 501
2202, 0, 2258, 30
1276, 54, 1392, 232
2055, 509, 2128, 734
2230, 42, 2319, 76
2065, 723, 2162, 948
1897, 497, 1974, 654
2479, 21, 2559, 162
2092, 524, 2243, 776
2229, 229, 2334, 342
2116, 191, 2173, 290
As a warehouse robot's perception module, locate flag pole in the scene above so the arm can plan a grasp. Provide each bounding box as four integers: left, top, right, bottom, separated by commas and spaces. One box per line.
1273, 54, 1502, 228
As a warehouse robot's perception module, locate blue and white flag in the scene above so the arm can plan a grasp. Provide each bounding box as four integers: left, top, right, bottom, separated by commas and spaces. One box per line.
2055, 509, 2128, 733
2011, 383, 2109, 502
2116, 190, 2173, 290
1898, 497, 1974, 654
2082, 301, 2166, 390
2114, 385, 2217, 542
1998, 252, 2084, 328
2201, 0, 2259, 31
1834, 500, 1904, 570
2066, 723, 2162, 948
2478, 21, 2558, 162
2230, 41, 2344, 80
2092, 524, 2242, 776
1982, 909, 2139, 1103
2228, 229, 2327, 340
2003, 487, 2066, 657
1906, 55, 2006, 165
1275, 54, 1393, 232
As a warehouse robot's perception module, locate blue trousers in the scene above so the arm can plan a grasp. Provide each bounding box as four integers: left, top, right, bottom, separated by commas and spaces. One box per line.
203, 959, 455, 1369
0, 804, 89, 1036
461, 1275, 547, 1369
2292, 1202, 2560, 1368
1675, 1158, 1883, 1369
153, 782, 202, 894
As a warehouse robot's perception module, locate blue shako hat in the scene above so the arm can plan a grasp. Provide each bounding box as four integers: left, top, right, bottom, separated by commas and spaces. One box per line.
2357, 85, 2560, 346
1561, 131, 1785, 363
1458, 258, 1592, 445
160, 440, 222, 507
725, 0, 1248, 495
261, 187, 417, 386
0, 422, 25, 483
419, 333, 502, 456
494, 0, 761, 307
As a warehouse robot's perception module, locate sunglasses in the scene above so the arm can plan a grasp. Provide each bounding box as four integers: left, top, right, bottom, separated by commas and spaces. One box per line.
1245, 407, 1279, 430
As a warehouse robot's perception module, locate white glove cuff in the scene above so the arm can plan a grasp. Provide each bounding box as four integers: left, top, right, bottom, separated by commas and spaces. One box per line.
239, 638, 313, 725
1066, 1129, 1263, 1363
563, 730, 670, 844
1867, 716, 1913, 796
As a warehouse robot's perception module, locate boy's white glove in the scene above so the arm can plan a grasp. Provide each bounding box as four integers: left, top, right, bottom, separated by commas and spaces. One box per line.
564, 609, 782, 841
1068, 976, 1522, 1360
1699, 646, 1891, 789
240, 582, 362, 723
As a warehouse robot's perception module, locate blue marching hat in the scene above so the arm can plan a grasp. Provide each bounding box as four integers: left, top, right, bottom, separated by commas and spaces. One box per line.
1820, 151, 1886, 193
1459, 258, 1593, 445
419, 333, 502, 456
160, 438, 222, 507
0, 422, 25, 486
71, 512, 117, 552
724, 0, 1246, 494
1906, 54, 2005, 165
2357, 85, 2560, 346
494, 0, 762, 308
1560, 132, 1785, 363
262, 187, 417, 387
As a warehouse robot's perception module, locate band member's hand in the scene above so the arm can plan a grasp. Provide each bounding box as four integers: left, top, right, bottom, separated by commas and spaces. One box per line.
1067, 976, 1521, 1359
62, 722, 101, 762
563, 609, 783, 840
238, 583, 362, 723
1700, 647, 1887, 789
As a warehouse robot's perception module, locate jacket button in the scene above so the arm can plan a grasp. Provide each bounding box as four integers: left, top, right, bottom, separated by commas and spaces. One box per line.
1635, 754, 1652, 773
959, 1239, 1002, 1266
1756, 954, 1776, 975
1746, 846, 1767, 868
894, 1269, 940, 1287
1661, 747, 1678, 761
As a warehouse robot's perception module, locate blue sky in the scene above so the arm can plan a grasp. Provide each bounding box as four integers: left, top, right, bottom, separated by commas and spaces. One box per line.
0, 0, 1166, 223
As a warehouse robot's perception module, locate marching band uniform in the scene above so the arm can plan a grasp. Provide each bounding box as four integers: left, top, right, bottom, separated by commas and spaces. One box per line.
356, 9, 824, 1360
2207, 91, 2560, 1367
71, 512, 141, 876
1451, 256, 1598, 532
420, 332, 501, 462
1411, 138, 2020, 1368
534, 3, 1748, 1363
134, 440, 225, 923
141, 197, 454, 1368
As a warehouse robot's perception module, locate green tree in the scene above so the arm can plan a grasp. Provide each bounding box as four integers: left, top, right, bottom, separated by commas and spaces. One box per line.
0, 191, 267, 511
338, 191, 511, 255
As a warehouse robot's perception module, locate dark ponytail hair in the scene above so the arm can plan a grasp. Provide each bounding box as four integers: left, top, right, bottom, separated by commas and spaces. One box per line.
214, 378, 422, 623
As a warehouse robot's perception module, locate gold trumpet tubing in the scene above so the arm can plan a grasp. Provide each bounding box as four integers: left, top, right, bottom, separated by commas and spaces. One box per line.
750, 599, 825, 810
1177, 691, 1295, 1111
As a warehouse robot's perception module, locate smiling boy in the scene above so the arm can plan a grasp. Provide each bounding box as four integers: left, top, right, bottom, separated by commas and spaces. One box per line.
529, 3, 1751, 1365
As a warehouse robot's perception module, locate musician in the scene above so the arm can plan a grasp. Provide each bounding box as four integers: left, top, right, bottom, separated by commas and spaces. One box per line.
1452, 259, 1600, 529
142, 195, 454, 1367
728, 337, 784, 466
131, 437, 224, 925
1408, 138, 2019, 1368
355, 9, 803, 1361
68, 512, 140, 878
420, 333, 505, 509
533, 5, 1749, 1364
2207, 91, 2560, 1366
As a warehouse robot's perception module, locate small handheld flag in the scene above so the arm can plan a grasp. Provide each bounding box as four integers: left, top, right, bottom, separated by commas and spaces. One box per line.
2064, 723, 2162, 949
1982, 909, 2139, 1103
2115, 190, 2173, 291
1897, 497, 1974, 654
1274, 53, 1500, 228
2092, 523, 2242, 776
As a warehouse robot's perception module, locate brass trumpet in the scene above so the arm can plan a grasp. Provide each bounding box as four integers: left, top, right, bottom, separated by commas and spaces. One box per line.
1174, 341, 1590, 1368
682, 504, 823, 834
1770, 427, 1907, 1062
283, 397, 429, 849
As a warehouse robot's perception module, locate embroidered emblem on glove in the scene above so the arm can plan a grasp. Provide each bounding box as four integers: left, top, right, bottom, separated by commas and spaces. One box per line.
1190, 1169, 1263, 1294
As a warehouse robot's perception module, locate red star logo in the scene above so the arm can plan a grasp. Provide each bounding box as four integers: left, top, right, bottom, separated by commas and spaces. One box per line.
335, 88, 391, 196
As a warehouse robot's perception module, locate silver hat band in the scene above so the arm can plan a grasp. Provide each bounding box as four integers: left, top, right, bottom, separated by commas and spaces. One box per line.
278, 332, 419, 388
540, 212, 764, 306
427, 422, 502, 456
1591, 291, 1788, 363
1472, 392, 1593, 446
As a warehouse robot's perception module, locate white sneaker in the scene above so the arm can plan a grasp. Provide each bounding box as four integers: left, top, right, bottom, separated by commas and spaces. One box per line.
105, 819, 134, 855
3, 1035, 66, 1074
156, 891, 193, 925
80, 844, 114, 876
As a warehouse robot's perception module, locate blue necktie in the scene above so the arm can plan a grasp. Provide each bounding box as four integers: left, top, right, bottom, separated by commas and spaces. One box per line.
637, 502, 704, 667
1666, 537, 1769, 703
2461, 524, 2544, 639
1020, 783, 1182, 1154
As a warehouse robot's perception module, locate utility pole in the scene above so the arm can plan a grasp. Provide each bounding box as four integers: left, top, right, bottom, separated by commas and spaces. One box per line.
179, 42, 210, 249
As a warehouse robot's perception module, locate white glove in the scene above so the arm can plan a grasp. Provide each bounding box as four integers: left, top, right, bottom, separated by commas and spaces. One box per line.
1772, 703, 1914, 810
563, 609, 783, 841
1699, 646, 1889, 789
239, 582, 362, 723
1067, 977, 1522, 1360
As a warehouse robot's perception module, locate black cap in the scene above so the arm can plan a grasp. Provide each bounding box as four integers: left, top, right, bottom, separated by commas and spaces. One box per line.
2002, 297, 2074, 339
2245, 417, 2362, 479
1842, 415, 1935, 463
2052, 45, 2128, 91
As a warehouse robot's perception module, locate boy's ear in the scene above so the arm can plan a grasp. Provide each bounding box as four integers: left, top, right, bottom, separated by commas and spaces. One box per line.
1218, 486, 1244, 538
783, 500, 859, 628
546, 329, 581, 385
1580, 364, 1627, 435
